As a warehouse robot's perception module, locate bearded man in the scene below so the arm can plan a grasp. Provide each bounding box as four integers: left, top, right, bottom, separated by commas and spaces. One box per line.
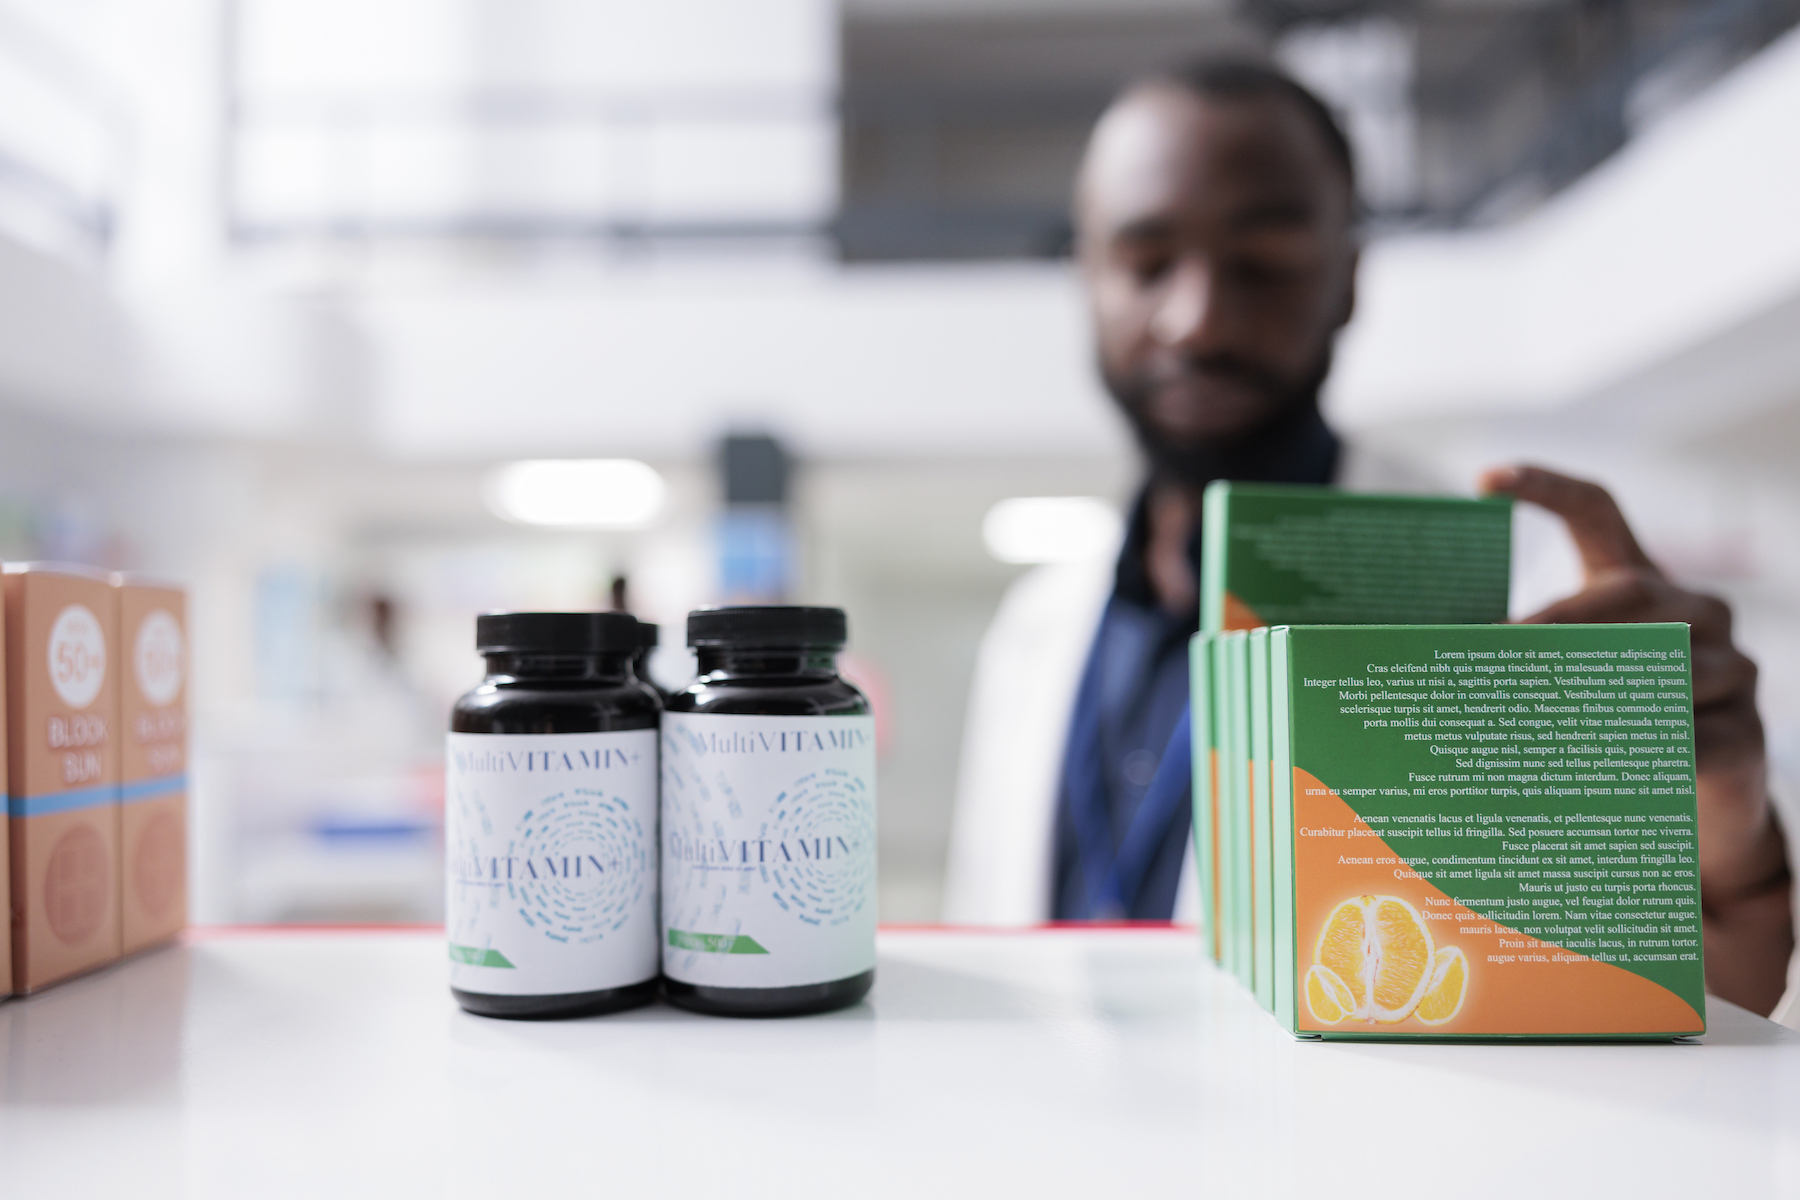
943, 59, 1794, 1016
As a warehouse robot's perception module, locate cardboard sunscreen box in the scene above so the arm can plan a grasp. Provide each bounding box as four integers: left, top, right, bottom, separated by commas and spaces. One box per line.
5, 564, 121, 992
115, 576, 188, 955
1200, 483, 1512, 633
1268, 622, 1705, 1039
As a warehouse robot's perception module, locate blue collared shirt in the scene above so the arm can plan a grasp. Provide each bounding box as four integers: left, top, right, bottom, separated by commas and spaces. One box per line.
1049, 411, 1339, 919
1049, 564, 1196, 919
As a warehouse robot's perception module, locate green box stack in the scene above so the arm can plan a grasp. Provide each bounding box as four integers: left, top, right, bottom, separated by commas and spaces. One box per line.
1189, 483, 1705, 1038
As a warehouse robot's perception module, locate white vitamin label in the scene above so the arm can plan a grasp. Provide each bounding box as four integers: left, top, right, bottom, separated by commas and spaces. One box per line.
661, 712, 877, 989
445, 730, 658, 996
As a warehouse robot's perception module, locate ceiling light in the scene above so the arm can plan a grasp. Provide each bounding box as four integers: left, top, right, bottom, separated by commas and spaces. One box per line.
485, 459, 667, 530
982, 496, 1121, 565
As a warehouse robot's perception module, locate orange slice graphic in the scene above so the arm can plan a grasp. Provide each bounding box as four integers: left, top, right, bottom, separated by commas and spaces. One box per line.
1414, 946, 1470, 1026
1367, 896, 1434, 1023
1314, 894, 1436, 1023
1305, 964, 1357, 1025
1316, 897, 1371, 1011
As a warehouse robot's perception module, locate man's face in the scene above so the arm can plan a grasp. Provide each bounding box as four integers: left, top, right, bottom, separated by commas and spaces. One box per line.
1077, 86, 1358, 463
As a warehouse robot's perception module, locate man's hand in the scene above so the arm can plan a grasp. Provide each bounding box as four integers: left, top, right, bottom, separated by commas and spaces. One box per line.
1482, 465, 1793, 1014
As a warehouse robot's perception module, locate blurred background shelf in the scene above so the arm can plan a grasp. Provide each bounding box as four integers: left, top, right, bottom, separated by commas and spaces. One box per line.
0, 0, 1795, 925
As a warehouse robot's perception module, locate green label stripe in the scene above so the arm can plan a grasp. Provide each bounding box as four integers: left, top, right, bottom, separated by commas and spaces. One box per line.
448, 944, 515, 968
668, 929, 769, 955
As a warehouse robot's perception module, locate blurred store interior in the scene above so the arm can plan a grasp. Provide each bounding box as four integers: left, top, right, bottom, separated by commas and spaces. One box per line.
0, 0, 1796, 924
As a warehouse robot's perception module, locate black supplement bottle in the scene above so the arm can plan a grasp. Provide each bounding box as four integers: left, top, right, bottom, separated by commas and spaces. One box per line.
660, 606, 877, 1016
446, 612, 661, 1019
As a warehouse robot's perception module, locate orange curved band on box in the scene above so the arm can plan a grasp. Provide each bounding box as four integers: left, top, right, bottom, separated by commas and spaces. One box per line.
1221, 593, 1263, 632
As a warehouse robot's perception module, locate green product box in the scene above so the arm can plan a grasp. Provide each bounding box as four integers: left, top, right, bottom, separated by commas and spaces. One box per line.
1270, 627, 1298, 1027
1200, 482, 1513, 633
1269, 622, 1706, 1039
1209, 633, 1239, 977
1190, 633, 1220, 964
1249, 627, 1274, 1012
1223, 630, 1253, 988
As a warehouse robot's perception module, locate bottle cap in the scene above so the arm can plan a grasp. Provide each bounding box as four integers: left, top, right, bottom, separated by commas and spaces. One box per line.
637, 622, 659, 650
475, 612, 642, 655
686, 606, 847, 649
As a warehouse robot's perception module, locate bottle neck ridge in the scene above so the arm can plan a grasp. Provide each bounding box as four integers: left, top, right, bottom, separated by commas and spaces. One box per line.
694, 646, 840, 679
482, 651, 635, 683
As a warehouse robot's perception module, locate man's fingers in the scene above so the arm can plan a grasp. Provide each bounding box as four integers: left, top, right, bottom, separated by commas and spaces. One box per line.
1516, 569, 1728, 631
1693, 693, 1766, 774
1516, 568, 1758, 707
1480, 464, 1655, 578
1692, 641, 1760, 709
1513, 571, 1655, 626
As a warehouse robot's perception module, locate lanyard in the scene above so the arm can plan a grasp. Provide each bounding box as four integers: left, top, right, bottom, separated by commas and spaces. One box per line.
1062, 607, 1194, 918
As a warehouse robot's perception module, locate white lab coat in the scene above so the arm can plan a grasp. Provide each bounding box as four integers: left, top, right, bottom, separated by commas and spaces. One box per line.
943, 445, 1572, 926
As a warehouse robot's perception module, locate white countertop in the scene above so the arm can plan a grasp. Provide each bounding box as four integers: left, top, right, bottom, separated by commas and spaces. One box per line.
2, 926, 1797, 1199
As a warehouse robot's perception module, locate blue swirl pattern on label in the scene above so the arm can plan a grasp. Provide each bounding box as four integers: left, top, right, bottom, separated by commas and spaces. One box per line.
509, 788, 649, 940
764, 769, 876, 927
